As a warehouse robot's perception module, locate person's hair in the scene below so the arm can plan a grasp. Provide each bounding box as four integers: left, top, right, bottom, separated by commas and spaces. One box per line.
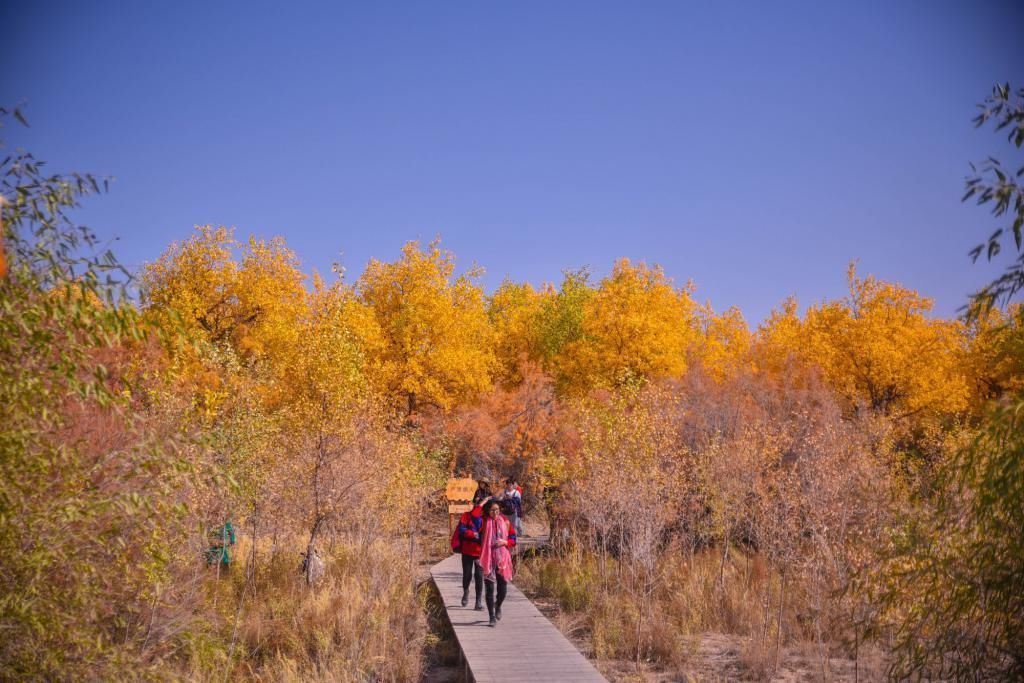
473, 489, 488, 505
504, 477, 514, 486
483, 499, 502, 516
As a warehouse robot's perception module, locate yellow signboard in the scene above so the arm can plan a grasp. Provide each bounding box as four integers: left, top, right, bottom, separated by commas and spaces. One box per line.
445, 478, 478, 539
445, 477, 477, 503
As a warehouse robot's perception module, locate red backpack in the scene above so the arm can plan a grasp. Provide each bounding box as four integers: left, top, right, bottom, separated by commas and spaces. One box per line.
450, 523, 461, 552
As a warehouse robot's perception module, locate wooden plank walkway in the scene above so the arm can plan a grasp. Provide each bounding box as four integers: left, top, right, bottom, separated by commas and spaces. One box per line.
430, 552, 607, 683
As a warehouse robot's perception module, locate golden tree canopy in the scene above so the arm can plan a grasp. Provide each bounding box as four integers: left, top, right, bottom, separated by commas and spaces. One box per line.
141, 225, 306, 367
488, 278, 545, 386
696, 303, 752, 381
803, 263, 969, 419
559, 258, 698, 393
357, 239, 496, 413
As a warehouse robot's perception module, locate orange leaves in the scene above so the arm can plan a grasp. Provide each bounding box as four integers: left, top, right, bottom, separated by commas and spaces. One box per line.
422, 360, 567, 481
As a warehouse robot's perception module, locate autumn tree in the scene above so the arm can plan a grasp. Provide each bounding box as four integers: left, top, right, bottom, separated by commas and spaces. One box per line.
140, 225, 307, 369
753, 297, 807, 381
488, 278, 545, 386
357, 239, 496, 414
558, 384, 687, 666
273, 275, 373, 577
533, 268, 593, 392
963, 303, 1024, 405
802, 263, 968, 421
558, 259, 698, 394
421, 360, 567, 487
695, 303, 752, 381
140, 225, 310, 531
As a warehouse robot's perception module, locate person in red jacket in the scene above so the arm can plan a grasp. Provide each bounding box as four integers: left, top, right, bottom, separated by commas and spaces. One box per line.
457, 489, 489, 609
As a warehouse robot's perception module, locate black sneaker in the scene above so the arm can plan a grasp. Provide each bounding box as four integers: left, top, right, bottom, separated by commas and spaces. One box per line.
488, 615, 496, 627
460, 590, 468, 607
474, 598, 483, 611
495, 606, 502, 621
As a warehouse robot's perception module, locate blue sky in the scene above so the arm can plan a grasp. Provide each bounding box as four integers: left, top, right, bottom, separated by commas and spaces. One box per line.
2, 1, 1022, 324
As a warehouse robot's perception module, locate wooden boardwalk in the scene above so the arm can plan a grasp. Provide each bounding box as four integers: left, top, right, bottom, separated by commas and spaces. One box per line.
430, 552, 607, 683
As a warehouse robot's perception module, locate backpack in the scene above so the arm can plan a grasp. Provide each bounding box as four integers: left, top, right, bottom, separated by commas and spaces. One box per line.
450, 523, 461, 552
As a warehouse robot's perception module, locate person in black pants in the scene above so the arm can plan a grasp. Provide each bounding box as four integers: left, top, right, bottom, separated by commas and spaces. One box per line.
457, 490, 489, 609
461, 553, 483, 609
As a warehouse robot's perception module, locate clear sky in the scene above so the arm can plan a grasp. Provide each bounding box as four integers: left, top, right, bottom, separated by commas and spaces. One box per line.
2, 1, 1022, 324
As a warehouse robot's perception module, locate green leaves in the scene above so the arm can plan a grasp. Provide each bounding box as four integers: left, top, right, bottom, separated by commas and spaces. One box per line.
869, 391, 1024, 680
964, 84, 1024, 318
0, 107, 194, 678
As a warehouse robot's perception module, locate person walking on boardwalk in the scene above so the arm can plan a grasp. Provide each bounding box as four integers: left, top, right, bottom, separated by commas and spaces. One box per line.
456, 489, 489, 610
500, 477, 524, 537
480, 498, 516, 627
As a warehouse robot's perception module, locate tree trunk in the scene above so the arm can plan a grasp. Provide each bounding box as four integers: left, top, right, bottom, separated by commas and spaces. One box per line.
407, 392, 417, 417
775, 574, 786, 673
762, 575, 772, 641
718, 524, 731, 594
305, 517, 324, 586
854, 627, 859, 683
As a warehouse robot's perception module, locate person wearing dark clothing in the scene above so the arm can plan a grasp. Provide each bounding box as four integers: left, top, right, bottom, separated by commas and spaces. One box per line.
500, 477, 524, 536
457, 490, 489, 609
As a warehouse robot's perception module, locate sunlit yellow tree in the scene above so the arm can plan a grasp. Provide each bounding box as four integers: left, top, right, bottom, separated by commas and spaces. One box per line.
357, 239, 496, 414
140, 225, 307, 369
753, 297, 809, 379
274, 275, 375, 579
488, 278, 545, 386
963, 303, 1024, 406
803, 264, 969, 420
534, 269, 593, 392
696, 303, 752, 381
559, 259, 698, 393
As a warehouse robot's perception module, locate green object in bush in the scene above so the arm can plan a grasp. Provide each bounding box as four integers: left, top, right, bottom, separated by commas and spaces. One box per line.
205, 521, 236, 567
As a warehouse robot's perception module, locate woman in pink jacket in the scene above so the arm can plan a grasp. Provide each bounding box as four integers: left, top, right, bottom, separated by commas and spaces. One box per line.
479, 499, 516, 627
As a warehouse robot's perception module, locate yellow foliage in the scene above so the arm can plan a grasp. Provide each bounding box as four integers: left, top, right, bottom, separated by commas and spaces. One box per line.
803, 264, 969, 419
141, 225, 237, 340
279, 277, 376, 427
963, 304, 1024, 406
140, 225, 307, 368
488, 279, 545, 386
754, 297, 805, 377
357, 239, 496, 413
560, 258, 698, 393
233, 234, 307, 364
696, 304, 753, 381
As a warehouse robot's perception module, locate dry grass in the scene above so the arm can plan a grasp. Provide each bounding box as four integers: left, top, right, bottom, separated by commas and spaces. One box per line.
173, 538, 427, 682
518, 546, 883, 681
